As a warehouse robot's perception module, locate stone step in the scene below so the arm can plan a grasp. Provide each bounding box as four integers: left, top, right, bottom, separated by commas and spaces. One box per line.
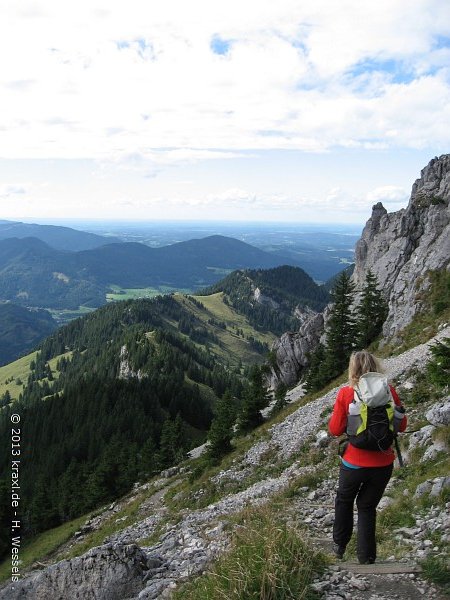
339, 561, 422, 575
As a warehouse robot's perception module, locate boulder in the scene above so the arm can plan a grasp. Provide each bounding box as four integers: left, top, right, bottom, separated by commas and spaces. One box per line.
414, 480, 433, 499
430, 476, 450, 497
0, 543, 150, 600
267, 310, 324, 388
426, 398, 450, 426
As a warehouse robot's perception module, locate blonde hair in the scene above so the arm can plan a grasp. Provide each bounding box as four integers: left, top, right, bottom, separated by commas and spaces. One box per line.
348, 350, 382, 388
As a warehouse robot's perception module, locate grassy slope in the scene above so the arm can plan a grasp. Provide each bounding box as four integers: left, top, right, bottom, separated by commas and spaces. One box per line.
0, 352, 37, 400
176, 292, 277, 365
1, 290, 273, 403
0, 351, 72, 400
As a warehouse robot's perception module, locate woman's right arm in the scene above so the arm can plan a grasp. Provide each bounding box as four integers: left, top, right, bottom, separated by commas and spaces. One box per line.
328, 388, 348, 436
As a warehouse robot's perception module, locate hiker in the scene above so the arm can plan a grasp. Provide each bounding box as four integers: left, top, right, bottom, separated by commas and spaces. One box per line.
328, 350, 407, 564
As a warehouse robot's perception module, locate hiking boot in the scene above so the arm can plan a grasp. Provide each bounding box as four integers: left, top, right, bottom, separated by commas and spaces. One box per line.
333, 544, 345, 559
358, 557, 375, 564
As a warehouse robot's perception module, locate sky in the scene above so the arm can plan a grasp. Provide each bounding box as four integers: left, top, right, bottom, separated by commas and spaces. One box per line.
0, 0, 449, 224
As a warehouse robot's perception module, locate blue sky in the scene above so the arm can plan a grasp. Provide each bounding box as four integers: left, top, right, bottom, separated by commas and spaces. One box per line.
0, 1, 449, 224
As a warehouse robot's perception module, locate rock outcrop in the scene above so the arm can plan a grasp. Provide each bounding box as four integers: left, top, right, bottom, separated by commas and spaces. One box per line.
267, 308, 324, 388
1, 543, 150, 600
353, 154, 450, 338
118, 345, 146, 380
269, 154, 450, 387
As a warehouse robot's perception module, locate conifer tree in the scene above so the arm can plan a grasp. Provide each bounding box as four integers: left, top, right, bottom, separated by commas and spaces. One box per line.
238, 366, 270, 433
270, 382, 288, 416
207, 390, 236, 462
305, 343, 327, 392
324, 270, 357, 379
355, 270, 388, 348
157, 415, 186, 468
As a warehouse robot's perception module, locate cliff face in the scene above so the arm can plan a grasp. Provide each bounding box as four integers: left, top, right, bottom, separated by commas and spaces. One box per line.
269, 154, 450, 387
353, 154, 450, 338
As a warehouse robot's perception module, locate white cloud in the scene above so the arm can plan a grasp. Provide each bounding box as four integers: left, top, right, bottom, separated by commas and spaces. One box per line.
0, 184, 29, 198
0, 1, 449, 160
367, 185, 409, 206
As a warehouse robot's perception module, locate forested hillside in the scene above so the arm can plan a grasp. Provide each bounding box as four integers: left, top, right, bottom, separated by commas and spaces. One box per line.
0, 303, 57, 366
202, 265, 329, 335
0, 286, 282, 558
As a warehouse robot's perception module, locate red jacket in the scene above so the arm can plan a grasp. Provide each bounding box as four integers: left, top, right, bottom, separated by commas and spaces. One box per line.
328, 384, 407, 467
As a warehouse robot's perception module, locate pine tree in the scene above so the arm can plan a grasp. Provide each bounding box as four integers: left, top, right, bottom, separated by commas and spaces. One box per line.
324, 270, 357, 379
238, 366, 270, 433
270, 383, 288, 416
305, 343, 328, 392
355, 270, 388, 348
207, 390, 236, 462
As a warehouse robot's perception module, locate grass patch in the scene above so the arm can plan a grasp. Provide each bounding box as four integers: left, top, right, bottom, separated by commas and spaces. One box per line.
0, 351, 37, 400
173, 506, 326, 600
421, 555, 450, 592
0, 350, 72, 401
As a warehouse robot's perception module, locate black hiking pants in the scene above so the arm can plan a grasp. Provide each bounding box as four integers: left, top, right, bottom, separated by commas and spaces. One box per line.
333, 463, 393, 563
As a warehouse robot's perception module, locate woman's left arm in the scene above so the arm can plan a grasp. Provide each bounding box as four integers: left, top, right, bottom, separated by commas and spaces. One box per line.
390, 386, 407, 432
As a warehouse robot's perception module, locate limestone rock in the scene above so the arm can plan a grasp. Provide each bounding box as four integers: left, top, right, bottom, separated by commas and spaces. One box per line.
0, 543, 150, 600
430, 476, 450, 497
421, 438, 447, 462
253, 287, 279, 309
267, 310, 324, 388
414, 480, 433, 499
266, 155, 450, 388
426, 398, 450, 426
353, 154, 450, 338
118, 345, 146, 380
408, 425, 434, 452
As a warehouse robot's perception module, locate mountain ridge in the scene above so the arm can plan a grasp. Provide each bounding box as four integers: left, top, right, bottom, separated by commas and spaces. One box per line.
0, 219, 121, 251
0, 235, 314, 309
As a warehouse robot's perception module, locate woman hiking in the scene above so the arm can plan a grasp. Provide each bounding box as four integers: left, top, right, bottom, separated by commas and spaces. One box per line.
328, 350, 407, 564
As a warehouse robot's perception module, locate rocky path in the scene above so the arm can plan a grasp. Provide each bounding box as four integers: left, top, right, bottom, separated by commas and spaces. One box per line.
1, 326, 449, 599
292, 475, 448, 600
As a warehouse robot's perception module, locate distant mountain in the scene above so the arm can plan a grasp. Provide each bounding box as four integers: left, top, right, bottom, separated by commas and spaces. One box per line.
0, 219, 121, 251
0, 235, 311, 309
0, 237, 106, 309
201, 265, 330, 335
0, 303, 57, 365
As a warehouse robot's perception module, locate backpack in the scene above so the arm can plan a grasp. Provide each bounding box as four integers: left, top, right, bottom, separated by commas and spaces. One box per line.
346, 372, 402, 452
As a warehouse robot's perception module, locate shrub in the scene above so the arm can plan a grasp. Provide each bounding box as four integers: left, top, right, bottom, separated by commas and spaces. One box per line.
421, 555, 450, 592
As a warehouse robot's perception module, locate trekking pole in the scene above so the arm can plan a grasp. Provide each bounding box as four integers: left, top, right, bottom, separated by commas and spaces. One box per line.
394, 436, 404, 468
